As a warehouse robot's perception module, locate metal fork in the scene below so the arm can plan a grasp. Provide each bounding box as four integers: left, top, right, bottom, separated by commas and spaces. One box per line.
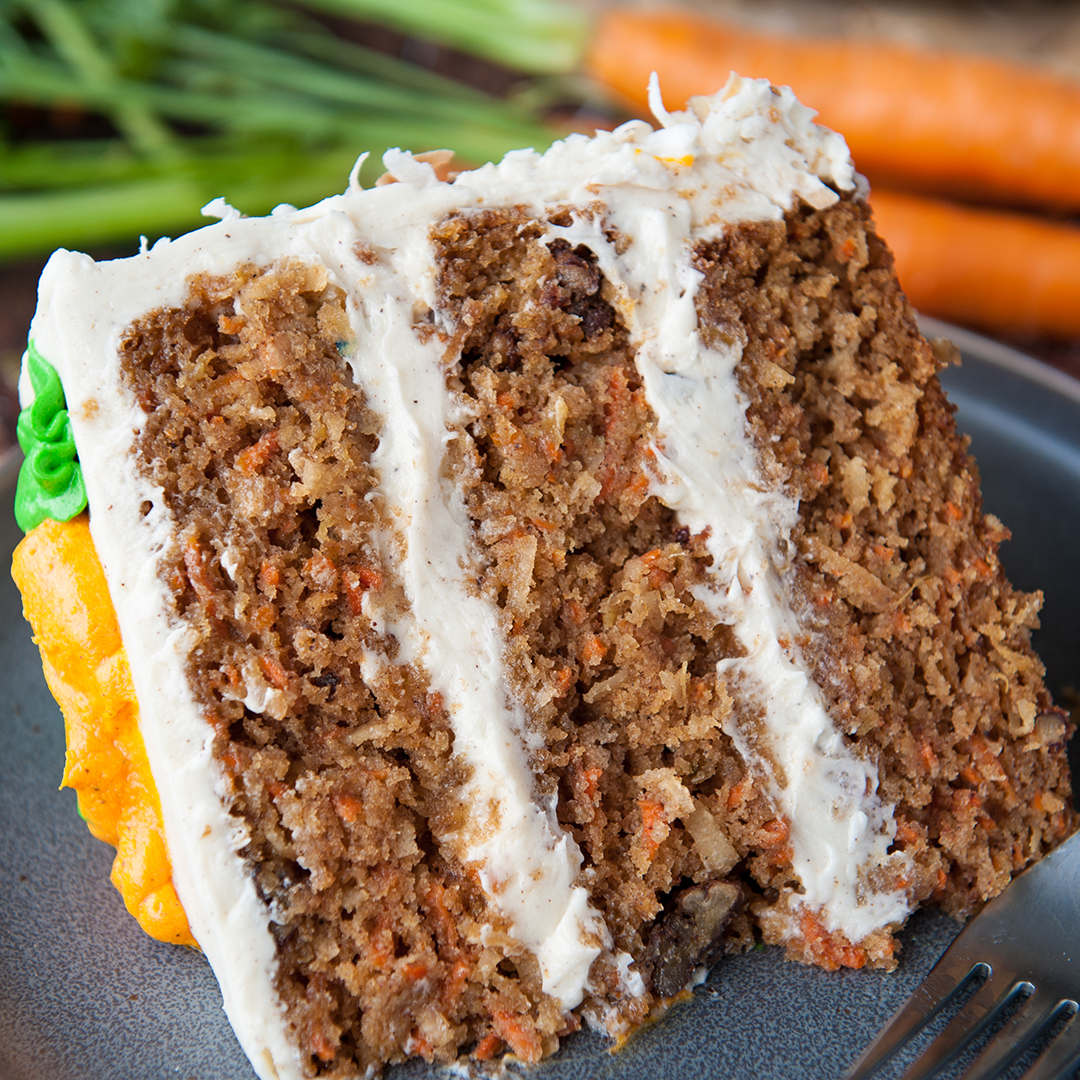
843, 829, 1080, 1080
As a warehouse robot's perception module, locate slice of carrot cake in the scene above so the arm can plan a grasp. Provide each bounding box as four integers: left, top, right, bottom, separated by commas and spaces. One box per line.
11, 75, 1073, 1078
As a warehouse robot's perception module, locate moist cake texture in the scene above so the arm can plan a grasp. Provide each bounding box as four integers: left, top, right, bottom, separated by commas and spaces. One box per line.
14, 75, 1074, 1077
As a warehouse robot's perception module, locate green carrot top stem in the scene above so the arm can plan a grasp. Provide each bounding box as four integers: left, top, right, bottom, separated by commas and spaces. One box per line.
295, 0, 589, 76
0, 0, 575, 258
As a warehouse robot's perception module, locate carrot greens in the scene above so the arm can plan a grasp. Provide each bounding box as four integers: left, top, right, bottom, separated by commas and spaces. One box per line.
0, 0, 567, 257
296, 0, 588, 76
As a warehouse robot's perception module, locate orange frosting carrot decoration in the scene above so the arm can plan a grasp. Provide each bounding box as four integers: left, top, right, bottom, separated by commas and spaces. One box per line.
12, 515, 194, 947
586, 8, 1080, 212
870, 188, 1080, 339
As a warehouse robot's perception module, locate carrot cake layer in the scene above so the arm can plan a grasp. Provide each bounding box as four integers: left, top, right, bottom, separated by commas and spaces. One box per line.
14, 75, 1073, 1078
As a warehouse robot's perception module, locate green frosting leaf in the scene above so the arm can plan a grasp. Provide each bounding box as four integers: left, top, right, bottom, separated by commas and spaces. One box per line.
14, 341, 87, 533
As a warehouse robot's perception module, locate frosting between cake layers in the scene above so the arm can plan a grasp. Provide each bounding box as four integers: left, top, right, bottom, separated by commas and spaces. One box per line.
328, 224, 609, 1009
30, 215, 365, 1080
30, 206, 618, 1076
28, 73, 905, 1077
545, 209, 911, 941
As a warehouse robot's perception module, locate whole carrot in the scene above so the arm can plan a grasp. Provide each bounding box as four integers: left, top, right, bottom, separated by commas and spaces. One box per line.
870, 188, 1080, 338
586, 8, 1080, 213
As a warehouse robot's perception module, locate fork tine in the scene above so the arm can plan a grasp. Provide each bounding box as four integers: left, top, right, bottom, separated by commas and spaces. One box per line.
961, 992, 1067, 1080
897, 968, 1028, 1080
1018, 1005, 1080, 1080
843, 962, 987, 1080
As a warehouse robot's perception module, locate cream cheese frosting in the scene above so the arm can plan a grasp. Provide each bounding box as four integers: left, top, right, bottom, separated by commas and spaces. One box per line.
27, 74, 909, 1078
332, 228, 608, 1008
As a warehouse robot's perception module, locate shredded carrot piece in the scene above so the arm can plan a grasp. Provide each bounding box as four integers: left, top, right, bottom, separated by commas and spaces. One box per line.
581, 634, 606, 665
425, 882, 459, 952
182, 533, 216, 614
303, 550, 337, 589
491, 1011, 543, 1063
441, 957, 470, 1008
220, 746, 244, 776
758, 817, 790, 847
639, 797, 668, 859
726, 777, 749, 810
368, 915, 395, 970
258, 558, 281, 590
554, 666, 575, 695
355, 564, 382, 590
798, 911, 868, 971
953, 789, 984, 814
253, 602, 275, 633
258, 654, 289, 690
893, 819, 921, 847
343, 563, 382, 615
767, 843, 794, 868
1011, 841, 1025, 871
334, 793, 363, 823
565, 599, 586, 625
235, 428, 279, 475
222, 663, 242, 693
538, 438, 562, 465
959, 764, 981, 787
408, 1030, 434, 1058
834, 236, 857, 262
472, 1033, 502, 1061
933, 867, 949, 896
582, 766, 603, 803
919, 741, 938, 773
309, 1025, 336, 1064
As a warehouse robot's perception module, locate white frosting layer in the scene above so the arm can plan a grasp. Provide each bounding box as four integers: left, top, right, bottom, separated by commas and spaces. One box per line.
31, 221, 321, 1080
27, 74, 908, 1078
544, 212, 909, 940
328, 222, 607, 1008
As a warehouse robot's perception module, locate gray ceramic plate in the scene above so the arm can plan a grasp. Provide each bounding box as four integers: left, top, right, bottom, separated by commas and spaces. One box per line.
1, 322, 1078, 1080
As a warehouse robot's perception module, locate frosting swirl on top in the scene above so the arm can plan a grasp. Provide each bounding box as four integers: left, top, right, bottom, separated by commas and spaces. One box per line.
15, 340, 87, 533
